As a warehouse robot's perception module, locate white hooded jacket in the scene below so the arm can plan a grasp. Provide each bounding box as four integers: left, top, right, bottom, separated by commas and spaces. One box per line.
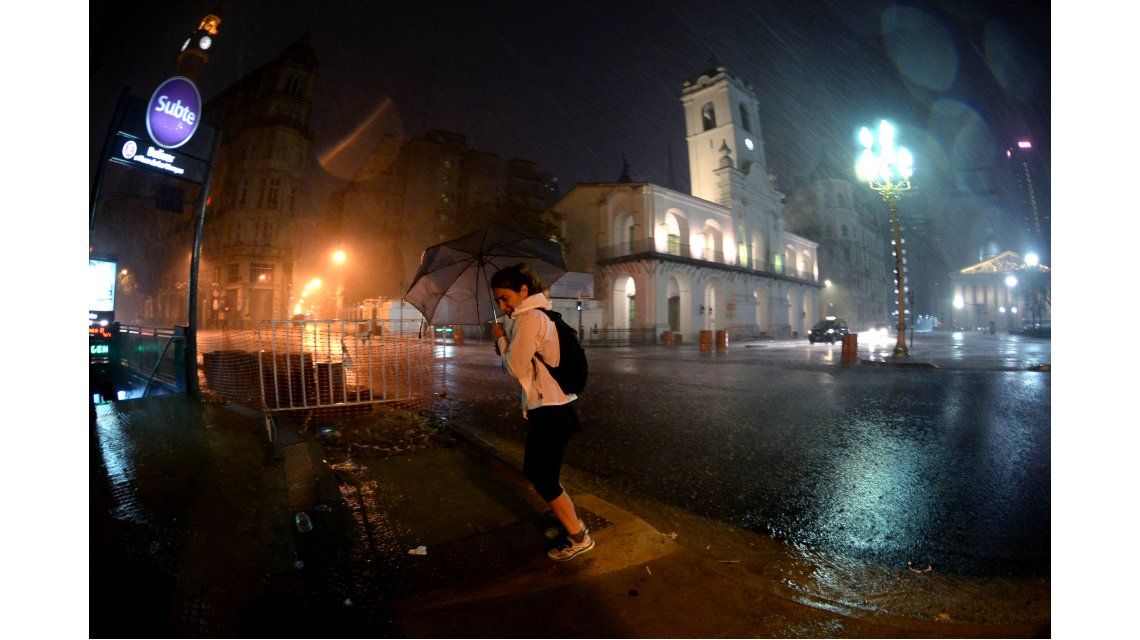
496, 292, 577, 416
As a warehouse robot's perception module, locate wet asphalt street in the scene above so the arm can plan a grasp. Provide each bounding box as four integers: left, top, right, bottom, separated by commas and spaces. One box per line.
435, 331, 1050, 579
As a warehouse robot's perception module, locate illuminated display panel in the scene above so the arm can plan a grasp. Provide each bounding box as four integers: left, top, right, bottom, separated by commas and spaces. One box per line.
89, 259, 118, 312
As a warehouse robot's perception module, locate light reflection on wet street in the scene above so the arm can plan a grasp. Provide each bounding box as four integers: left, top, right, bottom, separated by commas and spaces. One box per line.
436, 332, 1050, 579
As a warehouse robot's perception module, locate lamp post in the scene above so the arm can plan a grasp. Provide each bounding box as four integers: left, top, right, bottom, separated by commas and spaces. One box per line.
856, 120, 914, 359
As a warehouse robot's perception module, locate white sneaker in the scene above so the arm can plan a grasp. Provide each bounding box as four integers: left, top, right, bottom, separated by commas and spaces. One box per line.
548, 525, 594, 561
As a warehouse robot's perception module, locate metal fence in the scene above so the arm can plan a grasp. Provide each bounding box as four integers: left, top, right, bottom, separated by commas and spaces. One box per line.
254, 319, 436, 437
193, 320, 438, 440
581, 326, 659, 346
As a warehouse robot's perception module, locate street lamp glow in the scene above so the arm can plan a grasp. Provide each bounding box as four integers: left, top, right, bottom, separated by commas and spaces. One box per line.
332, 249, 347, 265
1005, 275, 1018, 288
1024, 252, 1039, 267
824, 279, 832, 287
856, 118, 914, 359
953, 294, 965, 309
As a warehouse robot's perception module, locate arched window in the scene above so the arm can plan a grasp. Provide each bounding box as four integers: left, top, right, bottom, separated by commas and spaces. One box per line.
701, 103, 716, 131
739, 104, 751, 132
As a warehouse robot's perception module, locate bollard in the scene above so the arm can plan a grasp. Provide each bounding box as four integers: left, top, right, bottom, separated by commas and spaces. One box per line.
841, 333, 858, 364
699, 330, 713, 352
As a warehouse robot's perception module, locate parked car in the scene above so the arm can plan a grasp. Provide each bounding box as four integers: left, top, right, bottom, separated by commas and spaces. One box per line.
808, 317, 848, 344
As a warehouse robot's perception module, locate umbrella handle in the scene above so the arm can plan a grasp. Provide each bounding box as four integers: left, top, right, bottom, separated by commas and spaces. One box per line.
482, 262, 499, 323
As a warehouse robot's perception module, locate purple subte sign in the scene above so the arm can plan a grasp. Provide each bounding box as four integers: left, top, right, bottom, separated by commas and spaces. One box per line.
146, 76, 201, 149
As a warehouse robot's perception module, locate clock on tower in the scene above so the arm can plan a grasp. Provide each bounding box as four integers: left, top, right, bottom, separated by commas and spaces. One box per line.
176, 13, 222, 82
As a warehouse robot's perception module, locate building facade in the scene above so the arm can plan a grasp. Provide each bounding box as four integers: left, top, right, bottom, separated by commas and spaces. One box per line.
319, 129, 560, 303
551, 66, 821, 342
783, 169, 893, 331
949, 251, 1050, 332
199, 37, 319, 328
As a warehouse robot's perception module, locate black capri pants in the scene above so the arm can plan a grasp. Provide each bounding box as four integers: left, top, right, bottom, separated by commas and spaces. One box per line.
522, 402, 581, 502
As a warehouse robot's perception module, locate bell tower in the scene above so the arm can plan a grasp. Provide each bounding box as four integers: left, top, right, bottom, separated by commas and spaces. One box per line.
680, 65, 771, 205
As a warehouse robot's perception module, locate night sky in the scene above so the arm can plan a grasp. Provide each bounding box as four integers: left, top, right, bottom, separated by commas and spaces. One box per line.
90, 0, 1049, 213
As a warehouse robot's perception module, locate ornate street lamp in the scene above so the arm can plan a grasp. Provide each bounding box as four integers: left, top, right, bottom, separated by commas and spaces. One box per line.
856, 120, 914, 358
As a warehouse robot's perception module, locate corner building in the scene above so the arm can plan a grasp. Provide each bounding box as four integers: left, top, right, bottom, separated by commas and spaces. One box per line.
199, 37, 318, 328
552, 66, 821, 342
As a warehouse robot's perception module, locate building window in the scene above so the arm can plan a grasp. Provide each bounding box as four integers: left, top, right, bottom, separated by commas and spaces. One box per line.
266, 178, 282, 208
251, 262, 274, 283
739, 104, 751, 132
668, 233, 680, 256
227, 263, 241, 283
284, 75, 302, 96
842, 224, 848, 238
238, 178, 249, 206
289, 185, 298, 212
701, 103, 716, 130
843, 246, 851, 261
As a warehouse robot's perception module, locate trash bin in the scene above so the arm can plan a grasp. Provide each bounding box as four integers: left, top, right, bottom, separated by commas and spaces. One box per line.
841, 333, 858, 364
715, 329, 728, 351
699, 330, 713, 352
662, 331, 674, 345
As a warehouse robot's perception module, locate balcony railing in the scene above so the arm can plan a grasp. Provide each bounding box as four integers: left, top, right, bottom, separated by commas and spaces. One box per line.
596, 238, 816, 282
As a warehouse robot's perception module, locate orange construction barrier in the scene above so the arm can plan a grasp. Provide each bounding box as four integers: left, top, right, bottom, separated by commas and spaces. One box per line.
699, 330, 713, 352
715, 329, 728, 351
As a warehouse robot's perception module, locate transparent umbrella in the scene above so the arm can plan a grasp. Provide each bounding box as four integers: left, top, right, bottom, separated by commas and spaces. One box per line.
403, 221, 567, 325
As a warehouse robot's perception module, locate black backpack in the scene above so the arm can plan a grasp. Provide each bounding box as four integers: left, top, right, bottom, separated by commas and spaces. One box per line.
536, 309, 588, 395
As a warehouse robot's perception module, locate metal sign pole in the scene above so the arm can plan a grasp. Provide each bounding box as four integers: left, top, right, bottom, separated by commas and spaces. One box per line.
185, 129, 223, 398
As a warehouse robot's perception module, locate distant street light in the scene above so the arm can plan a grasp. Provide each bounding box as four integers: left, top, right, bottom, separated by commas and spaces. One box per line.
1024, 253, 1039, 267
856, 119, 914, 359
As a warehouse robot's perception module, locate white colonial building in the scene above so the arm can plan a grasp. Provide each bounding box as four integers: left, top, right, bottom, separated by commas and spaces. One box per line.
550, 66, 821, 343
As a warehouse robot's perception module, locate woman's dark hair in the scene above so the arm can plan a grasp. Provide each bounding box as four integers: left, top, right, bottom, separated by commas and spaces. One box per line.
490, 263, 546, 294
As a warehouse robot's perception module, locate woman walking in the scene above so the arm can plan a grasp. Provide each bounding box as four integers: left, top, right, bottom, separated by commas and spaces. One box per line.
490, 263, 594, 561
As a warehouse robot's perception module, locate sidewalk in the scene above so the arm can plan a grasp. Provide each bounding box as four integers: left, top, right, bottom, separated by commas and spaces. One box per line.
90, 395, 1048, 637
